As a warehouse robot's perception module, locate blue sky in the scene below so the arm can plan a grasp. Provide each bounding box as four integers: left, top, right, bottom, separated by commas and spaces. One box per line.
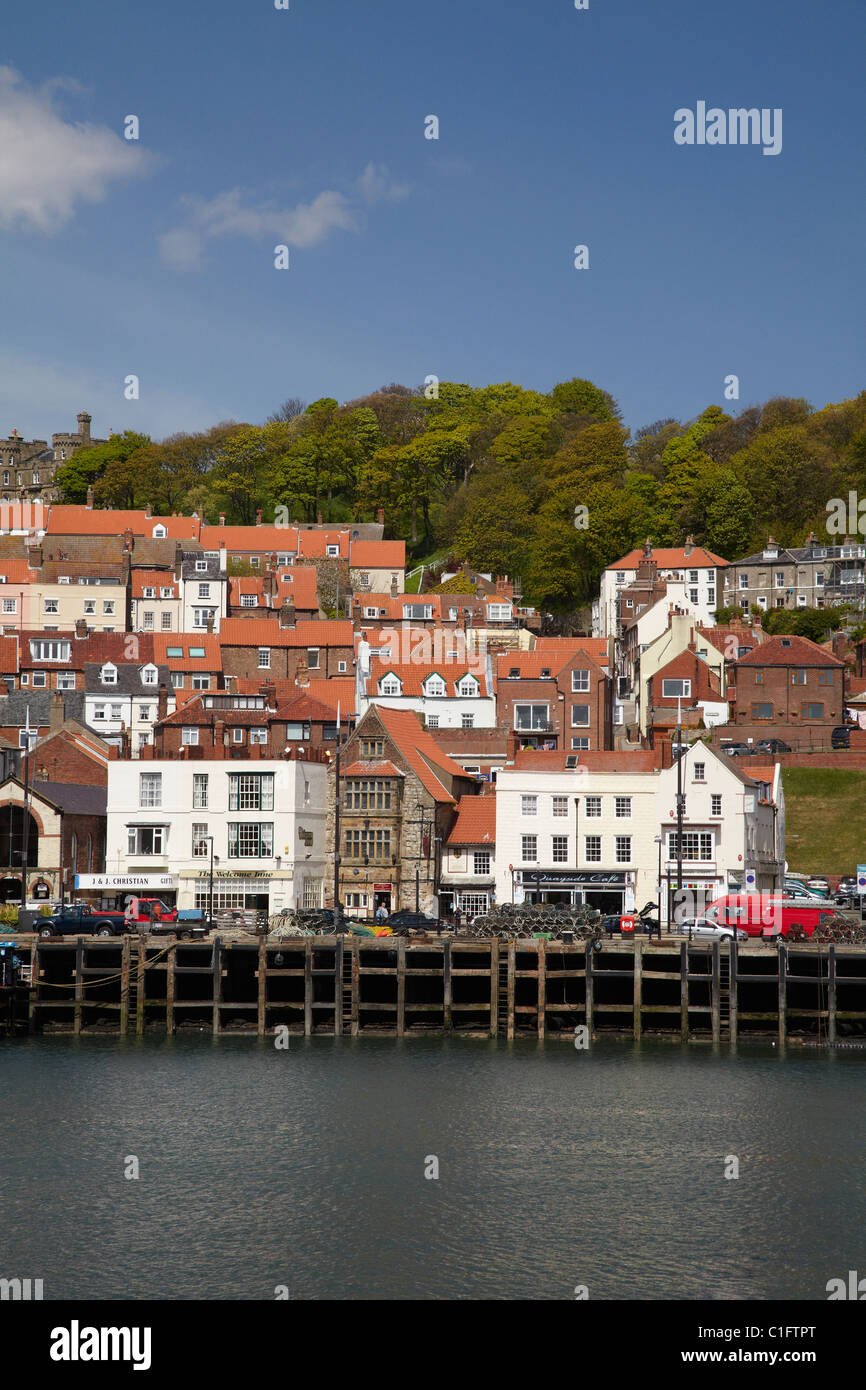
1, 0, 864, 445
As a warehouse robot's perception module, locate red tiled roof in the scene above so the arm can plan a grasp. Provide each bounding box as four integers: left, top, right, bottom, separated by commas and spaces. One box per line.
510, 749, 660, 773
447, 794, 496, 845
304, 678, 356, 716
343, 760, 404, 778
607, 546, 727, 571
533, 636, 609, 661
152, 634, 222, 670
219, 618, 353, 648
368, 657, 487, 697
0, 559, 37, 583
735, 635, 845, 668
374, 706, 469, 802
348, 540, 405, 569
496, 648, 603, 680
45, 506, 201, 539
132, 569, 179, 598
199, 524, 298, 551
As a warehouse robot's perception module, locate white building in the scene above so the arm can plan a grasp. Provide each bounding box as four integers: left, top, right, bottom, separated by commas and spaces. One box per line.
656, 744, 783, 918
595, 538, 726, 638
355, 638, 496, 730
84, 659, 176, 754
104, 756, 328, 913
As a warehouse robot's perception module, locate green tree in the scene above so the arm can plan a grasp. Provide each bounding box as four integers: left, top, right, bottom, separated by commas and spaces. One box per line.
55, 431, 150, 504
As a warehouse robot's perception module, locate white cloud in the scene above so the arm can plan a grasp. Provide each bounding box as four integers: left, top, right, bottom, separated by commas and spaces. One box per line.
357, 161, 411, 203
0, 65, 152, 232
159, 165, 409, 271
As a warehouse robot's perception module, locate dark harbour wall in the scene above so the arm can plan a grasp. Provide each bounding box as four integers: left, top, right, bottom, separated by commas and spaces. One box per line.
12, 935, 866, 1042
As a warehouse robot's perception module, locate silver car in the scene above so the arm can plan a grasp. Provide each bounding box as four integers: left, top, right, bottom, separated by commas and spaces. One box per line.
678, 918, 749, 941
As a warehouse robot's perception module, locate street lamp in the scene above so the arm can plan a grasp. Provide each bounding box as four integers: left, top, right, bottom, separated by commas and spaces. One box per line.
202, 835, 216, 928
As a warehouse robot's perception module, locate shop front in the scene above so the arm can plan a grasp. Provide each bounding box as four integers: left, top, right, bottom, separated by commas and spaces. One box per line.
186, 870, 311, 915
515, 869, 630, 915
75, 873, 178, 910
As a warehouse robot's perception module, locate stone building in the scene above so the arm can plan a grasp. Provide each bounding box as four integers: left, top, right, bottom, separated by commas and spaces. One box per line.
324, 704, 476, 917
0, 412, 106, 510
722, 534, 866, 614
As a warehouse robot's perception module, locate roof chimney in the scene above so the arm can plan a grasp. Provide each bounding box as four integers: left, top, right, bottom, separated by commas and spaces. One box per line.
684, 535, 694, 558
74, 618, 87, 639
255, 509, 263, 526
49, 689, 65, 732
86, 486, 94, 510
206, 612, 215, 634
122, 528, 134, 553
279, 600, 296, 629
377, 507, 385, 527
317, 511, 323, 525
157, 682, 168, 722
219, 514, 225, 527
390, 575, 398, 598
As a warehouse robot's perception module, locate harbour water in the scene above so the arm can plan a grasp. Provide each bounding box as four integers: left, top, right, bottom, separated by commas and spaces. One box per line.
1, 1035, 862, 1300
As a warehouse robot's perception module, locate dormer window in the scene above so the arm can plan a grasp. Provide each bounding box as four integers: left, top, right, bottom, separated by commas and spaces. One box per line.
141, 664, 158, 685
143, 587, 156, 599
195, 559, 208, 572
326, 544, 340, 557
152, 525, 167, 538
457, 675, 478, 697
425, 675, 447, 697
101, 663, 117, 685
379, 674, 402, 696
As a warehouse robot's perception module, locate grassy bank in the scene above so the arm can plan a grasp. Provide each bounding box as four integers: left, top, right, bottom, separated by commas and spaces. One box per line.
782, 767, 866, 874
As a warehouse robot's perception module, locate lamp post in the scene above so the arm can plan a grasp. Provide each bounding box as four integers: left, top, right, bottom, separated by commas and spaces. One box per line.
202, 835, 215, 928
654, 834, 663, 933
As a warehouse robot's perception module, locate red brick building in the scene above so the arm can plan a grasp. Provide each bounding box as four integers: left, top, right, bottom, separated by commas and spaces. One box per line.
219, 618, 354, 683
731, 634, 846, 742
494, 644, 613, 752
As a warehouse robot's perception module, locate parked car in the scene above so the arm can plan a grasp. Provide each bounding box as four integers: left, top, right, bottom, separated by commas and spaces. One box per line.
754, 738, 791, 754
783, 879, 826, 901
387, 911, 440, 933
37, 904, 130, 938
678, 918, 749, 941
831, 726, 851, 748
704, 893, 839, 939
835, 875, 861, 907
806, 877, 830, 895
722, 742, 756, 756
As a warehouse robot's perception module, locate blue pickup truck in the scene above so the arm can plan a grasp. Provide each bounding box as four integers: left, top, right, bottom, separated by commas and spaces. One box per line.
34, 903, 209, 939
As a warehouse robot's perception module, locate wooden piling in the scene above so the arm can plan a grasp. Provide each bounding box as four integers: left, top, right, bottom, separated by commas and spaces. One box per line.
680, 942, 689, 1041
119, 936, 130, 1035
257, 935, 267, 1037
73, 938, 84, 1036
211, 936, 221, 1036
165, 940, 176, 1036
506, 941, 515, 1040
729, 940, 738, 1047
585, 944, 594, 1037
28, 941, 39, 1026
350, 939, 360, 1037
778, 944, 787, 1046
633, 941, 642, 1041
304, 940, 312, 1036
397, 937, 406, 1037
537, 940, 546, 1039
828, 945, 837, 1044
333, 937, 343, 1038
711, 940, 720, 1043
490, 938, 499, 1038
135, 936, 146, 1036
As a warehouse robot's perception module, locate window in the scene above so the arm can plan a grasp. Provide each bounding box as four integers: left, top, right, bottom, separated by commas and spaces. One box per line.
614, 797, 631, 818
326, 544, 339, 557
689, 570, 698, 584
84, 600, 96, 616
128, 826, 165, 856
101, 664, 117, 685
93, 703, 106, 720
1, 597, 15, 613
103, 601, 115, 616
43, 598, 59, 614
755, 671, 764, 684
818, 670, 834, 685
143, 587, 156, 599
338, 660, 347, 673
550, 795, 568, 817
306, 649, 320, 670
791, 670, 806, 685
160, 587, 173, 599
31, 671, 46, 688
473, 851, 491, 876
110, 704, 122, 719
346, 779, 392, 811
571, 738, 590, 751
662, 678, 691, 698
171, 673, 184, 689
141, 666, 157, 686
142, 612, 154, 630
801, 702, 824, 720
250, 727, 268, 745
57, 672, 75, 690
192, 825, 209, 856
571, 669, 590, 692
816, 571, 824, 588
258, 648, 271, 669
228, 773, 274, 810
139, 706, 151, 721
584, 835, 601, 863
182, 727, 199, 746
551, 835, 568, 863
232, 727, 245, 744
359, 737, 385, 758
515, 704, 549, 731
616, 572, 625, 585
344, 828, 391, 861
711, 794, 722, 816
426, 715, 439, 729
668, 831, 714, 861
571, 704, 590, 727
585, 796, 601, 817
775, 572, 785, 588
19, 728, 37, 750
380, 676, 402, 696
152, 525, 166, 539
457, 676, 478, 697
425, 675, 446, 697
738, 574, 749, 590
241, 593, 257, 608
521, 795, 538, 816
197, 583, 210, 599
752, 702, 773, 720
693, 763, 705, 782
193, 608, 214, 629
461, 713, 475, 729
487, 603, 512, 622
521, 835, 538, 862
139, 773, 162, 807
191, 675, 210, 690
195, 560, 208, 572
614, 836, 632, 864
228, 823, 274, 858
161, 612, 172, 630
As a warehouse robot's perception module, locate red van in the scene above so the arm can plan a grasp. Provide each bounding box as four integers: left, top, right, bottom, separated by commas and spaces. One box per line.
704, 893, 839, 939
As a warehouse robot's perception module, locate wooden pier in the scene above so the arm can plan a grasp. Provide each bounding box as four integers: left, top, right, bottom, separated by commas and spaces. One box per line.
10, 934, 866, 1043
